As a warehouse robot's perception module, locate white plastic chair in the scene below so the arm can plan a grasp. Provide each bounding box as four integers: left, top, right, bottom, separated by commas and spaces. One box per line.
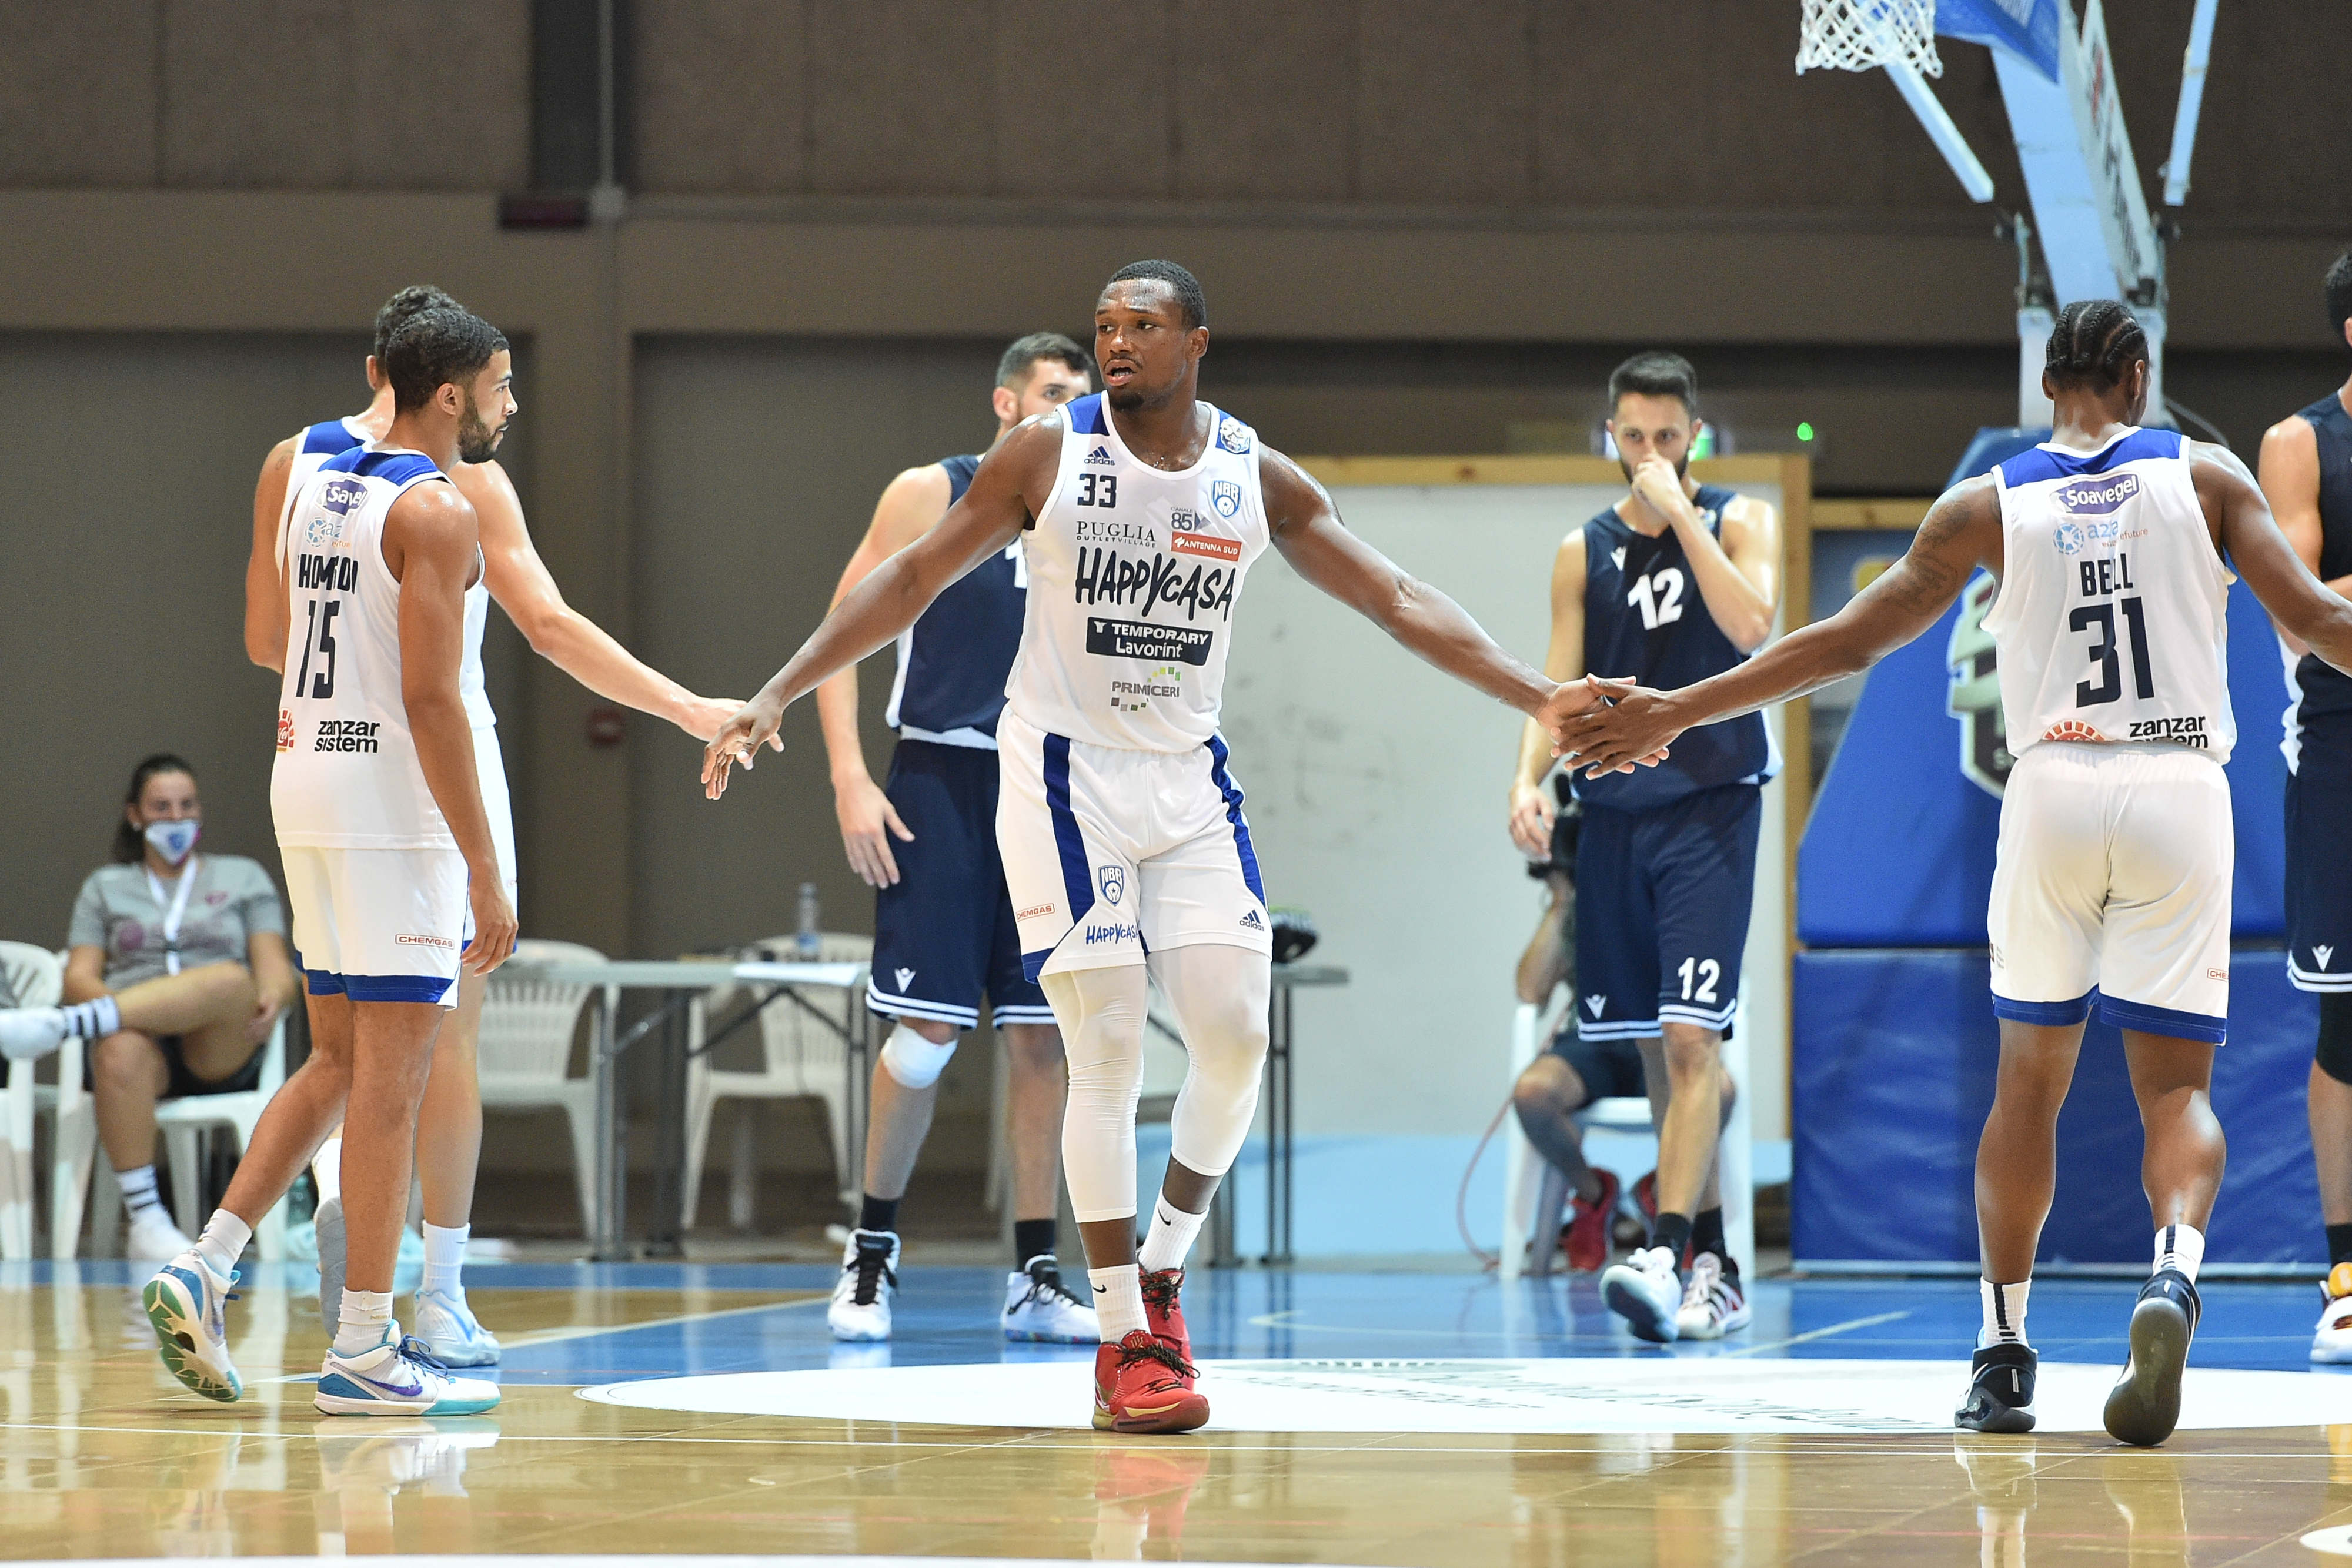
477, 938, 608, 1239
1, 942, 64, 1258
683, 934, 871, 1227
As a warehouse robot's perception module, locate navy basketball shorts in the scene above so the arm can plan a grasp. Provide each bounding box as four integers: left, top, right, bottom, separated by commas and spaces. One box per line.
1546, 1019, 1649, 1106
1572, 782, 1762, 1044
2288, 715, 2352, 996
868, 740, 1055, 1032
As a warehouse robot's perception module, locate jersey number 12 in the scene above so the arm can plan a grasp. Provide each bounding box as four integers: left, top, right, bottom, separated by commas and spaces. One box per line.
1628, 566, 1686, 630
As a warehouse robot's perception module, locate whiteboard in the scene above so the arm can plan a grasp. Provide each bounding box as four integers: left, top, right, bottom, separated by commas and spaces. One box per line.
1221, 482, 1786, 1139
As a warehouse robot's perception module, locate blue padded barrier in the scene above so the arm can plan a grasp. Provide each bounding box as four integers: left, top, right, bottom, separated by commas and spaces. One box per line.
1792, 948, 2318, 1266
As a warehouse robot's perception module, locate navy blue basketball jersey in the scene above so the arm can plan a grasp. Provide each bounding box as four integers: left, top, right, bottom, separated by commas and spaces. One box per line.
2290, 393, 2352, 737
886, 453, 1027, 748
1576, 484, 1774, 811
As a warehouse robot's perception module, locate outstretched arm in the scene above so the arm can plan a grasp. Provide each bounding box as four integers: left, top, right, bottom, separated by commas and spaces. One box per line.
384, 481, 516, 973
2197, 439, 2352, 677
245, 437, 298, 672
1262, 450, 1569, 722
1564, 476, 2003, 775
461, 459, 739, 741
1506, 531, 1586, 857
701, 420, 1053, 798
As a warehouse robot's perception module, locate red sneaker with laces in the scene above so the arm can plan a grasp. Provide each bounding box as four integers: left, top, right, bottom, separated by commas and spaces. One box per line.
1140, 1266, 1191, 1376
1560, 1167, 1622, 1273
1093, 1330, 1208, 1433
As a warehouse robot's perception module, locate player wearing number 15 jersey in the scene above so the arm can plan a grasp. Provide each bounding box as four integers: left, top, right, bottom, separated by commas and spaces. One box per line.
1561, 301, 2352, 1449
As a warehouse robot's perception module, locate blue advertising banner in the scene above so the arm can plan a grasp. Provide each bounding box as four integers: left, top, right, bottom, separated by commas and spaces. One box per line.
1936, 0, 2062, 82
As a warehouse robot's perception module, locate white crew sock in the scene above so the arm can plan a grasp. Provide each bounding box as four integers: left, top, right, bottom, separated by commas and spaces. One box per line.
334, 1288, 395, 1357
117, 1164, 166, 1221
312, 1135, 343, 1206
1138, 1196, 1207, 1275
195, 1208, 252, 1278
1979, 1278, 2031, 1348
2156, 1223, 2206, 1282
421, 1221, 469, 1298
1090, 1264, 1146, 1340
58, 996, 121, 1040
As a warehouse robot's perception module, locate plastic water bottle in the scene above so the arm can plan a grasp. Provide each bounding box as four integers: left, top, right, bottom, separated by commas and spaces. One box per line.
795, 882, 821, 962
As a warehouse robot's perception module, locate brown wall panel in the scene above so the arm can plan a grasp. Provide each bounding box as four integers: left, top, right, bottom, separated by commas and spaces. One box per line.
344, 2, 531, 191
1173, 0, 1354, 202
159, 0, 350, 188
1354, 0, 1533, 206
807, 0, 995, 196
0, 1, 159, 188
990, 0, 1170, 199
635, 0, 807, 194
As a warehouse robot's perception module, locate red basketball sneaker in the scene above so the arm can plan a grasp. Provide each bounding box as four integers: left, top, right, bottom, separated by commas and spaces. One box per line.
1560, 1168, 1622, 1273
1140, 1266, 1192, 1373
1094, 1330, 1208, 1433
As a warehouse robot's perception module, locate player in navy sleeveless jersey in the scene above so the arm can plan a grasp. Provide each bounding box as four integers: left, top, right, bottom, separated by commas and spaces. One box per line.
2258, 250, 2352, 1362
812, 333, 1101, 1346
1504, 353, 1779, 1343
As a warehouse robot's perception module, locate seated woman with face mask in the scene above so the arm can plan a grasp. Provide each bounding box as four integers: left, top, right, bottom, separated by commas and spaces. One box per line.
0, 754, 300, 1260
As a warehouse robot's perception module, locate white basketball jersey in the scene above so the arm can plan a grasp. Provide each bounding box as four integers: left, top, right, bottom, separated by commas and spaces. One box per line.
1005, 393, 1269, 751
1984, 427, 2235, 765
272, 443, 467, 849
283, 417, 495, 729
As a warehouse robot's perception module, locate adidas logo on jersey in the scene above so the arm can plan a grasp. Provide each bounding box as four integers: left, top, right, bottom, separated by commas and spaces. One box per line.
1239, 909, 1264, 931
1085, 446, 1115, 466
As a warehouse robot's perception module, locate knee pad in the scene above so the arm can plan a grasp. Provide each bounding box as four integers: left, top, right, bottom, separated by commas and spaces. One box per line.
879, 1022, 958, 1089
2318, 994, 2352, 1086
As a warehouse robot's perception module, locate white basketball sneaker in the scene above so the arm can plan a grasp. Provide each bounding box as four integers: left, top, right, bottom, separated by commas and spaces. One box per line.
1602, 1245, 1683, 1343
0, 1008, 68, 1062
125, 1206, 196, 1263
1001, 1254, 1101, 1343
143, 1250, 243, 1402
2314, 1264, 2352, 1364
411, 1286, 502, 1366
827, 1228, 899, 1342
1674, 1252, 1752, 1340
315, 1325, 501, 1417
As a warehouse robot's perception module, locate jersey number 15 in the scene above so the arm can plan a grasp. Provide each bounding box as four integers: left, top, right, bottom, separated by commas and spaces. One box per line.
294, 597, 340, 700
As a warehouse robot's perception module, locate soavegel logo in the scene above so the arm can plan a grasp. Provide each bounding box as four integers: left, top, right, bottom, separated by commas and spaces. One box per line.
1082, 920, 1138, 946
2054, 472, 2140, 514
320, 477, 368, 516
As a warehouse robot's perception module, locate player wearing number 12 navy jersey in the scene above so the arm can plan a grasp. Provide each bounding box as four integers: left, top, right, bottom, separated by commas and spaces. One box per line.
705, 259, 1602, 1433
1562, 300, 2352, 1449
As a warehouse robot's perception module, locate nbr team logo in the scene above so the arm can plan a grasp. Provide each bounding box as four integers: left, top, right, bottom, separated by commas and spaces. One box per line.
1210, 479, 1241, 520
1097, 865, 1125, 905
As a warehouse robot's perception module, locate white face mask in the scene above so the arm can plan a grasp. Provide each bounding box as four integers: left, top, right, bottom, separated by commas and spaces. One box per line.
144, 818, 201, 865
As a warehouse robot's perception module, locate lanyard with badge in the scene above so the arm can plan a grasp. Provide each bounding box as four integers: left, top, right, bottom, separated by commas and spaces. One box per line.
143, 854, 200, 977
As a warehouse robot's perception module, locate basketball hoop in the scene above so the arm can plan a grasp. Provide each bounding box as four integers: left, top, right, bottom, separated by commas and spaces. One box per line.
1796, 0, 1943, 77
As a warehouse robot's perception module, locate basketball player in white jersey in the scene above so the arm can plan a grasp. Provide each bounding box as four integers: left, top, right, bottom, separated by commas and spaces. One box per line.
1564, 300, 2352, 1447
146, 306, 522, 1417
241, 285, 737, 1365
704, 260, 1601, 1432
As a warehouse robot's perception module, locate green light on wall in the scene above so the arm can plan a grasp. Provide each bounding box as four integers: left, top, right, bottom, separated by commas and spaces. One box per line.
1796, 422, 1816, 443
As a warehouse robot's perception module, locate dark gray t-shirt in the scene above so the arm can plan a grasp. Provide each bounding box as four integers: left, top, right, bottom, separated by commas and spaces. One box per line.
68, 856, 287, 989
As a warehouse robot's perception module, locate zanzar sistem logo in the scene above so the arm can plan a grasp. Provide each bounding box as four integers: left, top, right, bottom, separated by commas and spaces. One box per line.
314, 718, 382, 754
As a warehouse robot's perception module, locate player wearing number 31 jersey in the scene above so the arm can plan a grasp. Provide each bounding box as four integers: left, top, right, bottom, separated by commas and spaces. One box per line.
1562, 301, 2352, 1450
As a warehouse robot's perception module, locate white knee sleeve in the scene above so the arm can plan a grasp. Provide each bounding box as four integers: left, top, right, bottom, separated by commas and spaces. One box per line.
878, 1022, 958, 1089
1151, 945, 1271, 1179
1041, 964, 1148, 1223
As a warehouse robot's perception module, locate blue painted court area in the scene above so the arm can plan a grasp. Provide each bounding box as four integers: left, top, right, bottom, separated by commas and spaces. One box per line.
29, 1259, 2336, 1388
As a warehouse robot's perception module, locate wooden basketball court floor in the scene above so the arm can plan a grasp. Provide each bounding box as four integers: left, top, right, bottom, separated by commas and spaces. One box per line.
7, 1259, 2352, 1566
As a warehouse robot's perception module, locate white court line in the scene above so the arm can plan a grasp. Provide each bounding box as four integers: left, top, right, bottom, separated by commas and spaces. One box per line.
1719, 1310, 1912, 1358
496, 1292, 828, 1349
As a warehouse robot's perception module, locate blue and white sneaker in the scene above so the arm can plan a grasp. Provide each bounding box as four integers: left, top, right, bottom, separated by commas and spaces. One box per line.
315, 1326, 501, 1417
411, 1286, 502, 1366
143, 1250, 243, 1402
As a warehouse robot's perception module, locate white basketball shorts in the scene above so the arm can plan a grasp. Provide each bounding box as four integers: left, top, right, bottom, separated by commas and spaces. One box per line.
997, 706, 1274, 981
1987, 742, 2231, 1044
282, 845, 467, 1008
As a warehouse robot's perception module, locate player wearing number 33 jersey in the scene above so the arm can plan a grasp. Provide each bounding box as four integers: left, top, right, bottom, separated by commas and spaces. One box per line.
997, 389, 1273, 981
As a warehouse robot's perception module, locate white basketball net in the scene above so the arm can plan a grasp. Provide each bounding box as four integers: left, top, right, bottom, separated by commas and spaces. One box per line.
1796, 0, 1943, 76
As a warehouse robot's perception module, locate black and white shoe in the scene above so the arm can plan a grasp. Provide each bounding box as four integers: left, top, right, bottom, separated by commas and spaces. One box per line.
827, 1229, 899, 1342
1001, 1254, 1100, 1343
2103, 1267, 2200, 1447
1955, 1342, 2037, 1433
